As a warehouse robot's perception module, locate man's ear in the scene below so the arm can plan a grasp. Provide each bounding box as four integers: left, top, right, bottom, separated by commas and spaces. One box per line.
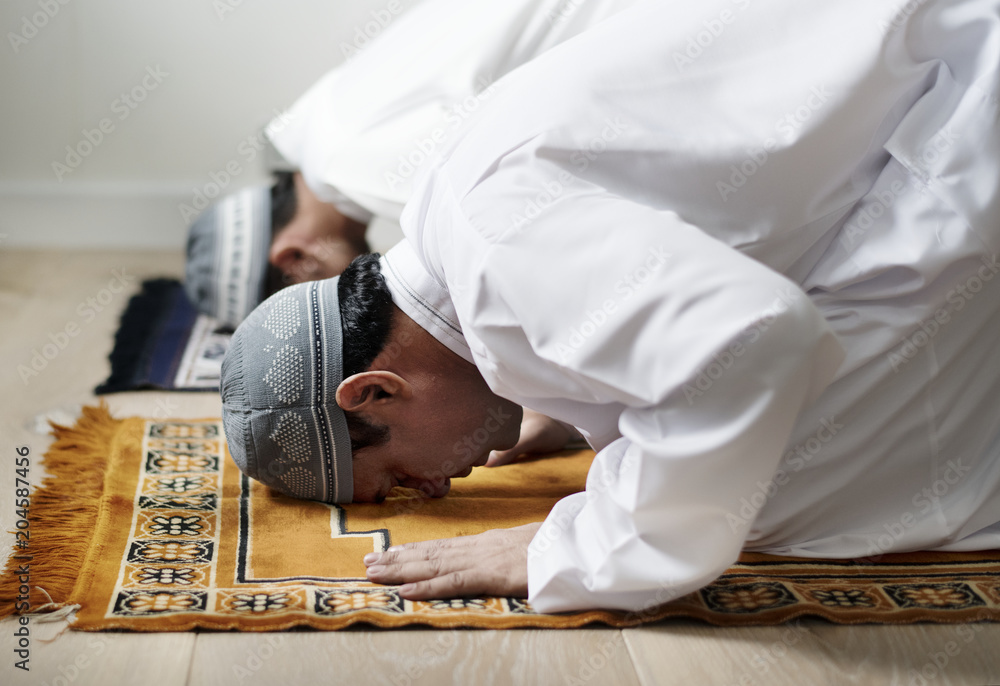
335, 371, 411, 412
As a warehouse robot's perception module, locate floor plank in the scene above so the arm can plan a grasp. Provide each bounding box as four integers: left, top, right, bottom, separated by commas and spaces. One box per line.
623, 619, 1000, 686
189, 628, 641, 686
0, 616, 195, 686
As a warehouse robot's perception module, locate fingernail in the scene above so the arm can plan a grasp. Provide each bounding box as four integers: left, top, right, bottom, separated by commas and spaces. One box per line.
363, 553, 380, 565
387, 546, 403, 553
399, 584, 414, 594
367, 565, 384, 575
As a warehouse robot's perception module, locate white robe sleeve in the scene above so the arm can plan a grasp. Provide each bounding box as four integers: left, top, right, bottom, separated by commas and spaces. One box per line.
443, 175, 846, 613
398, 0, 1000, 612
266, 0, 643, 223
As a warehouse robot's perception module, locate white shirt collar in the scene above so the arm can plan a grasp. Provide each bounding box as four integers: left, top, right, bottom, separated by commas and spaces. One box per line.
380, 241, 475, 365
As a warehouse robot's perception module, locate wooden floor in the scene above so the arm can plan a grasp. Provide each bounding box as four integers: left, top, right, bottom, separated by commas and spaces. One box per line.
1, 249, 999, 686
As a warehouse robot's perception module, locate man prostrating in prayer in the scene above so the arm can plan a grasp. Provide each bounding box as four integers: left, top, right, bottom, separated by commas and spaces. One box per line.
220, 0, 1000, 612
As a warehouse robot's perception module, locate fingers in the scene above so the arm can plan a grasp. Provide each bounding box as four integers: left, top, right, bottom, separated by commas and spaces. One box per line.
397, 571, 483, 600
366, 556, 444, 585
485, 446, 521, 467
362, 527, 535, 600
364, 537, 474, 584
367, 536, 469, 566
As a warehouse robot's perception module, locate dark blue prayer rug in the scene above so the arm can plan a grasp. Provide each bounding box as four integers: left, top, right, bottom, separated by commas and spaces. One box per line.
95, 279, 231, 393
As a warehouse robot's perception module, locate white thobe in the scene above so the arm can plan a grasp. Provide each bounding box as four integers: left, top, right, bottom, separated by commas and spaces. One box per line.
380, 0, 1000, 612
266, 0, 640, 223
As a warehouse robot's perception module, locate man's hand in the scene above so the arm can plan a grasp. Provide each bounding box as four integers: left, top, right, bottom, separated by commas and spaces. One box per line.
486, 409, 579, 467
363, 522, 542, 599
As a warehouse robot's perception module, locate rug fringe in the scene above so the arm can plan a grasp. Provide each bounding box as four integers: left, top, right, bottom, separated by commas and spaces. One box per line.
0, 404, 120, 618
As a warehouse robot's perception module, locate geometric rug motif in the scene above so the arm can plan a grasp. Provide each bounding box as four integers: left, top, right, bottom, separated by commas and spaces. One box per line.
1, 407, 998, 630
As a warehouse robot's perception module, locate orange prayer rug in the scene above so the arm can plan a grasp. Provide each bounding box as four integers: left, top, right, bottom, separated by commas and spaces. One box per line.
1, 405, 998, 631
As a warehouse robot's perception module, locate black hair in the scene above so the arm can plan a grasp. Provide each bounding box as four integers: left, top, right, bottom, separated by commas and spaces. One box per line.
337, 253, 395, 452
263, 171, 375, 298
270, 170, 298, 234
263, 171, 299, 298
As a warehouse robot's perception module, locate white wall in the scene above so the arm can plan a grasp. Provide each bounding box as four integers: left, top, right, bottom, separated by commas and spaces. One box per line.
0, 0, 414, 249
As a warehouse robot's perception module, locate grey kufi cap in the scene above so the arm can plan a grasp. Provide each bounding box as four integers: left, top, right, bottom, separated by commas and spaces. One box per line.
185, 185, 272, 328
220, 277, 354, 503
